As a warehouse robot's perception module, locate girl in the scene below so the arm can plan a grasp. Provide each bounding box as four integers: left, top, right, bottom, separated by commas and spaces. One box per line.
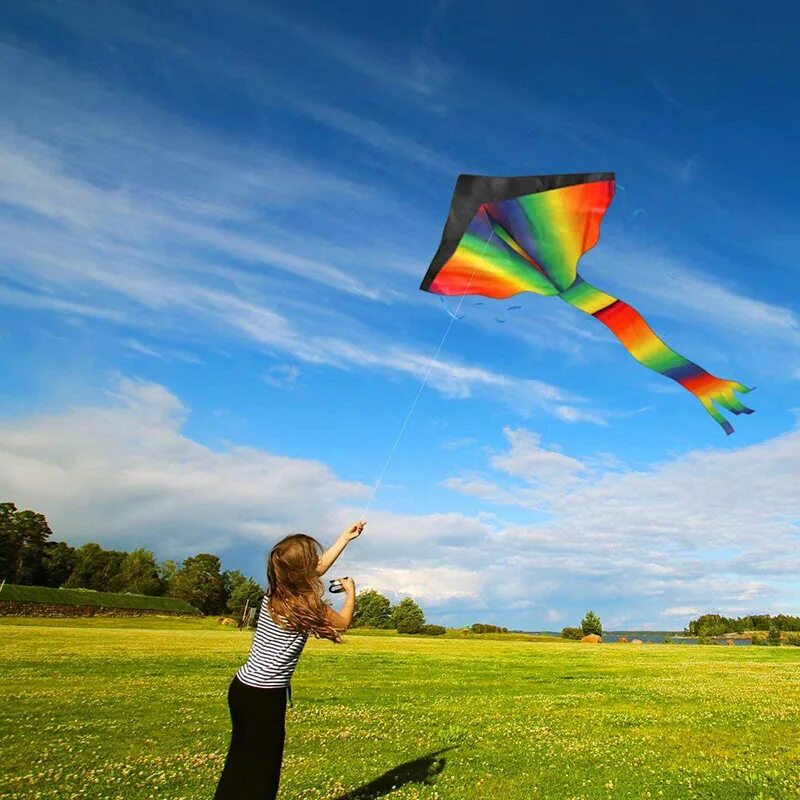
214, 522, 365, 799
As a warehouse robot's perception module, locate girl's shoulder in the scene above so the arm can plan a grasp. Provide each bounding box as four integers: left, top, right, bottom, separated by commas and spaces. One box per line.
263, 602, 305, 636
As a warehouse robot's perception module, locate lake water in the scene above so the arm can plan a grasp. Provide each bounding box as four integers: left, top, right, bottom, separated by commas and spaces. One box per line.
603, 631, 752, 646
530, 631, 754, 645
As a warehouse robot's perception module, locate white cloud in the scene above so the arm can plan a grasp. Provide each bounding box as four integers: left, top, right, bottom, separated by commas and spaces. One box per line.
121, 338, 203, 364
2, 379, 798, 627
440, 437, 477, 451
612, 250, 800, 341
0, 377, 365, 555
444, 422, 800, 624
284, 99, 458, 174
241, 3, 450, 96
444, 428, 589, 510
0, 129, 382, 301
263, 365, 301, 388
587, 240, 800, 378
0, 47, 605, 426
662, 606, 702, 618
490, 428, 587, 488
0, 379, 492, 606
356, 566, 482, 604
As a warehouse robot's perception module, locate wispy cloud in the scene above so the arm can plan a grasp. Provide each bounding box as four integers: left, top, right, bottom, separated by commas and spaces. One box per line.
603, 247, 800, 341
240, 3, 451, 96
263, 364, 301, 389
0, 54, 602, 426
440, 437, 477, 451
281, 98, 459, 175
121, 338, 203, 364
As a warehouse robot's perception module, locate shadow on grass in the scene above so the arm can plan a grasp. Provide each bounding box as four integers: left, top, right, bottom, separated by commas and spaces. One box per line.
331, 748, 453, 799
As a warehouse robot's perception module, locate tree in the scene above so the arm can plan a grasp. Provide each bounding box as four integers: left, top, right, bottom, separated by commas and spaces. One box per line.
471, 623, 506, 634
0, 504, 55, 584
392, 597, 425, 634
685, 612, 800, 636
40, 541, 77, 587
580, 610, 603, 637
158, 559, 178, 594
223, 570, 263, 618
13, 510, 54, 584
63, 543, 106, 589
768, 625, 782, 647
64, 543, 126, 591
170, 554, 227, 615
118, 549, 162, 595
0, 502, 20, 581
353, 589, 393, 628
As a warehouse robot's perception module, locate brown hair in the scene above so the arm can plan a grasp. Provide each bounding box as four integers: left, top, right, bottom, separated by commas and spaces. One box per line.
266, 533, 341, 642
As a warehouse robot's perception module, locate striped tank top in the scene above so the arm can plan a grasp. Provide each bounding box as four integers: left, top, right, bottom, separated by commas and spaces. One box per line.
236, 596, 308, 689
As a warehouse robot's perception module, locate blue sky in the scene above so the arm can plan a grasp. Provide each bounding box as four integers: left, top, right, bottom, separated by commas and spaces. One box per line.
1, 0, 798, 630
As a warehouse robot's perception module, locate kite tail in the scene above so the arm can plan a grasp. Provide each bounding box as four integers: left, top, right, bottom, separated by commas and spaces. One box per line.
558, 276, 754, 434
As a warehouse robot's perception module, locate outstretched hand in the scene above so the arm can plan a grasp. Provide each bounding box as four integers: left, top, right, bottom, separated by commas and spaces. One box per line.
343, 521, 366, 541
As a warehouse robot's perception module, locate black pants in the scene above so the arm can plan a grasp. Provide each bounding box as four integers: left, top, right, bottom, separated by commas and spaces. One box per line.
214, 675, 288, 799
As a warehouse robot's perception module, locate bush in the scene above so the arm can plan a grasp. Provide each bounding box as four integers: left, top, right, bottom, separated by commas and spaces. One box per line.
471, 623, 506, 634
751, 632, 768, 646
785, 633, 800, 647
419, 624, 446, 636
561, 627, 583, 640
768, 626, 782, 646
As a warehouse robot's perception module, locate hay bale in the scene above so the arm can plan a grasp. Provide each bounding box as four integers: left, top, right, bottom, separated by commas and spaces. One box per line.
631, 638, 644, 644
581, 633, 602, 643
617, 636, 628, 643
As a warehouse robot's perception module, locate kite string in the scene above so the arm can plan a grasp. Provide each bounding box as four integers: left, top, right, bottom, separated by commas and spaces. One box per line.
360, 213, 495, 519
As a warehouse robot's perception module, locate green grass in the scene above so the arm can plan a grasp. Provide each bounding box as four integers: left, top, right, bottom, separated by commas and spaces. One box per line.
0, 583, 199, 613
347, 627, 559, 642
2, 618, 799, 800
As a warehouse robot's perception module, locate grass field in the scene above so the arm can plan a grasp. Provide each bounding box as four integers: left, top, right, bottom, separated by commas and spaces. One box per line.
2, 617, 799, 800
0, 583, 199, 613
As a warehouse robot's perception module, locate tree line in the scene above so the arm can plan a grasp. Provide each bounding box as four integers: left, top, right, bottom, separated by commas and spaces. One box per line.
354, 590, 512, 636
686, 613, 800, 636
1, 502, 264, 616
0, 502, 446, 630
352, 589, 439, 634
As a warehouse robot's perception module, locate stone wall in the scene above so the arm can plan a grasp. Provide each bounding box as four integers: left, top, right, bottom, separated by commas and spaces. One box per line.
0, 601, 197, 618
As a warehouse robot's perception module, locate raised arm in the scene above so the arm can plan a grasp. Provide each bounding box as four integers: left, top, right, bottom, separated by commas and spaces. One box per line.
316, 522, 365, 576
327, 577, 356, 630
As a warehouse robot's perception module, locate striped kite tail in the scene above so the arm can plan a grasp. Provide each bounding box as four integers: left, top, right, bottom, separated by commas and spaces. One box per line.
558, 276, 754, 434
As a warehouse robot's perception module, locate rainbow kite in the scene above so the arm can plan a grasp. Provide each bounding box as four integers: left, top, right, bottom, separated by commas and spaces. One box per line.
420, 173, 753, 434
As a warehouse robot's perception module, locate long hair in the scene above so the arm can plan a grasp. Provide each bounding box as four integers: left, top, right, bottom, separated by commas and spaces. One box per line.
266, 533, 341, 643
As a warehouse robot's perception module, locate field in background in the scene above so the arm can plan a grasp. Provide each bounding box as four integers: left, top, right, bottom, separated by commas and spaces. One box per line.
347, 626, 559, 642
2, 617, 799, 800
0, 583, 199, 614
